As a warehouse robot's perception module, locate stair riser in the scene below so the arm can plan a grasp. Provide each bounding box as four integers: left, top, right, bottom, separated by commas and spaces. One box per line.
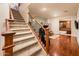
13, 13, 22, 17
34, 50, 46, 56
14, 37, 35, 45
10, 23, 26, 26
10, 23, 27, 25
10, 26, 28, 28
9, 20, 25, 22
15, 31, 32, 35
10, 21, 25, 24
9, 22, 27, 25
14, 33, 33, 39
31, 49, 41, 56
13, 43, 38, 56
11, 28, 30, 31
14, 20, 25, 22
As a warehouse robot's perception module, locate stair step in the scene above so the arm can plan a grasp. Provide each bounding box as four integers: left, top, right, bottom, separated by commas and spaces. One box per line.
11, 20, 25, 22
13, 39, 38, 53
10, 28, 30, 31
14, 35, 35, 43
15, 31, 32, 36
10, 25, 28, 28
14, 16, 24, 20
10, 25, 27, 27
12, 29, 30, 33
13, 43, 41, 56
14, 33, 33, 39
26, 46, 41, 56
10, 22, 26, 26
10, 21, 25, 24
35, 50, 46, 56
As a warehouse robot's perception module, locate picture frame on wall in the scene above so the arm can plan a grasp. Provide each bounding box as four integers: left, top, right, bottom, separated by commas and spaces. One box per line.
59, 20, 71, 34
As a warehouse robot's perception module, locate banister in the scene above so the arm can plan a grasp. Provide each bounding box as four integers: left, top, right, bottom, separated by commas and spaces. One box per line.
2, 31, 15, 56
5, 19, 15, 31
28, 23, 47, 55
9, 6, 14, 19
1, 7, 15, 56
29, 19, 50, 54
44, 28, 50, 53
5, 19, 9, 31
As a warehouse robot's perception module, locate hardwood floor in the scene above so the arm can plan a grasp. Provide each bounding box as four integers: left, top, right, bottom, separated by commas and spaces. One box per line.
49, 35, 79, 56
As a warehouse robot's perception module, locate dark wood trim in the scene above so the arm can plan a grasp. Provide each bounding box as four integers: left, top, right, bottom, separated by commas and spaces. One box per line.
2, 44, 15, 50
2, 31, 15, 36
44, 28, 50, 54
2, 32, 15, 56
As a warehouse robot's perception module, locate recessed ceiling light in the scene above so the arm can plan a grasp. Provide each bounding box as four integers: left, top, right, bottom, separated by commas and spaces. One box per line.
41, 8, 47, 11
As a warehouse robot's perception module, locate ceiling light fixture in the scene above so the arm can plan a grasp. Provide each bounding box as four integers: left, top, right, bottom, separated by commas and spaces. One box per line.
41, 8, 47, 11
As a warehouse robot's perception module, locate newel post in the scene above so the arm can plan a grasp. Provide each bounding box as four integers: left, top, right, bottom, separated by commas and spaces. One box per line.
2, 32, 15, 56
45, 28, 50, 54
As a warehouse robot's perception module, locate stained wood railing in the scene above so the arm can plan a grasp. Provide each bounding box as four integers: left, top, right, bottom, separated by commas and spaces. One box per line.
28, 20, 50, 54
10, 8, 14, 19
1, 8, 15, 56
36, 21, 50, 54
44, 28, 50, 53
28, 23, 47, 55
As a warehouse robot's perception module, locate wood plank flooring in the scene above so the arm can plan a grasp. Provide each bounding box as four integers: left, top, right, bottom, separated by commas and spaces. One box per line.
49, 35, 79, 56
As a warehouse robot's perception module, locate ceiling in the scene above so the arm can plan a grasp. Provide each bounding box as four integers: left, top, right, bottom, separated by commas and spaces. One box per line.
29, 3, 79, 19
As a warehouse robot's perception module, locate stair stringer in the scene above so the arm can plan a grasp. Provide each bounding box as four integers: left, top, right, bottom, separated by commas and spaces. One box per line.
27, 23, 47, 56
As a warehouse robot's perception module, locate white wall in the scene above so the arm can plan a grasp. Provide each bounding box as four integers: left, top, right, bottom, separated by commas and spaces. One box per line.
47, 16, 79, 45
0, 3, 9, 55
47, 18, 59, 34
47, 16, 77, 35
19, 3, 30, 23
76, 8, 79, 45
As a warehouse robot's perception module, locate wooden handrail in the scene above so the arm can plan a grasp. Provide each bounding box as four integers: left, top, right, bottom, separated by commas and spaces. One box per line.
44, 28, 50, 53
9, 6, 14, 19
5, 19, 14, 31
28, 20, 50, 54
5, 19, 10, 31
1, 7, 15, 56
35, 20, 43, 28
29, 12, 50, 54
33, 20, 50, 53
28, 23, 47, 55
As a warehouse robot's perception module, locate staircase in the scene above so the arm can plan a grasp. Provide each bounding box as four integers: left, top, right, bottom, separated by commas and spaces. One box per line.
8, 9, 47, 56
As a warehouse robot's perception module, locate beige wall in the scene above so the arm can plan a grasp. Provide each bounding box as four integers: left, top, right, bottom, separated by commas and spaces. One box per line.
0, 3, 9, 55
19, 3, 30, 23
